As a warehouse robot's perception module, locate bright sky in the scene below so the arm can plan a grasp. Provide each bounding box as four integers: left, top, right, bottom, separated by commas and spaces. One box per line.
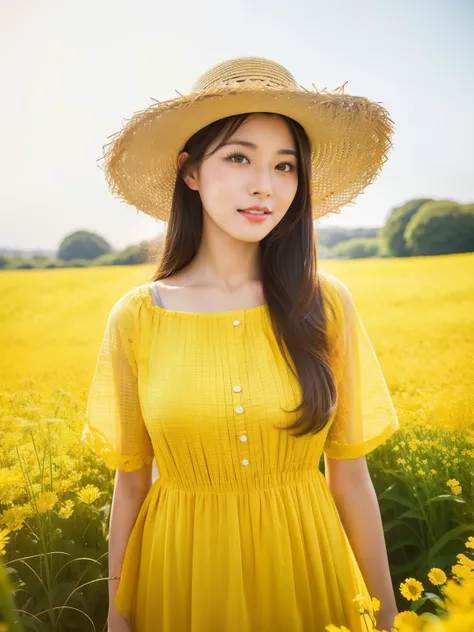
2, 0, 473, 252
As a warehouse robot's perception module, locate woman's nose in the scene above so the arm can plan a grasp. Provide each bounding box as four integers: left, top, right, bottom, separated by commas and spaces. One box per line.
250, 169, 273, 197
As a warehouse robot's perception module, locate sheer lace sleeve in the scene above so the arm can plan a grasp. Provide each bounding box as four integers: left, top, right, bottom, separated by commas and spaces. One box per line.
81, 289, 155, 472
322, 275, 400, 459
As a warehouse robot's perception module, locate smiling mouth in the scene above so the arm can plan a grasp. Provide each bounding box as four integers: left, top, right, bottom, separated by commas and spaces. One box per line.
237, 209, 271, 215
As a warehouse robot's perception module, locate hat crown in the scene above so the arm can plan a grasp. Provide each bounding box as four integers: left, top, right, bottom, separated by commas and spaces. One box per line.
191, 56, 299, 93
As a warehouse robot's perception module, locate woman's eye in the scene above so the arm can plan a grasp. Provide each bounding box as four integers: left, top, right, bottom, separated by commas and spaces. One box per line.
227, 153, 249, 164
226, 153, 295, 172
276, 163, 295, 173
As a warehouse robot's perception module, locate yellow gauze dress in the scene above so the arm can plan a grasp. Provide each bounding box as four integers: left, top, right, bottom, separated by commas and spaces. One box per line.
81, 271, 400, 632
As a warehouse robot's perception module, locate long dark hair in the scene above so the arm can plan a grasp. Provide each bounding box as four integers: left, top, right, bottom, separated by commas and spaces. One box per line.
151, 112, 338, 438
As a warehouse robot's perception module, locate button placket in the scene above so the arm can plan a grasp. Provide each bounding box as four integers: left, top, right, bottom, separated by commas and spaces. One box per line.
231, 313, 250, 468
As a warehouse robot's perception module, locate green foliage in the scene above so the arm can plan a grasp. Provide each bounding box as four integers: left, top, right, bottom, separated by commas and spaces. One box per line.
58, 231, 112, 262
405, 201, 474, 256
114, 244, 148, 265
368, 421, 474, 612
316, 227, 380, 249
0, 388, 114, 631
330, 237, 380, 259
380, 199, 433, 257
0, 562, 24, 631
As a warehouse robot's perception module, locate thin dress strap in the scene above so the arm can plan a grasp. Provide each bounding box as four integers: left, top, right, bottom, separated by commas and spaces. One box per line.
149, 282, 164, 308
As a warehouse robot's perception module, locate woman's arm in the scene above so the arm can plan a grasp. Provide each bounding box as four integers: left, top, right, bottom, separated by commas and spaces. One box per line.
107, 462, 153, 629
324, 454, 399, 628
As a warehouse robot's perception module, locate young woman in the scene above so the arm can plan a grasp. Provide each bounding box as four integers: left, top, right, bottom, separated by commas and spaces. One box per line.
82, 56, 400, 632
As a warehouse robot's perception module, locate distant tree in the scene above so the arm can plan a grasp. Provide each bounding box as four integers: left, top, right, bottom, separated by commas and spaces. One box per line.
405, 200, 474, 256
380, 198, 433, 257
115, 244, 148, 265
13, 259, 36, 269
0, 255, 9, 269
331, 237, 380, 259
58, 230, 112, 261
316, 226, 379, 249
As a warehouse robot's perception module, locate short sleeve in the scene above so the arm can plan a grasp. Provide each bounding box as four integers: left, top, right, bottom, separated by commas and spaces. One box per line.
322, 275, 400, 459
81, 289, 155, 472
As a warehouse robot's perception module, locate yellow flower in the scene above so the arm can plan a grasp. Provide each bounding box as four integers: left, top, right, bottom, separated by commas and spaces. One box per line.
57, 499, 75, 520
400, 578, 424, 601
451, 485, 462, 495
428, 567, 447, 585
371, 596, 380, 612
456, 553, 474, 569
393, 610, 422, 630
465, 537, 474, 550
440, 611, 474, 631
442, 577, 474, 612
53, 478, 73, 494
0, 528, 11, 556
35, 491, 58, 514
21, 502, 35, 518
76, 484, 102, 504
451, 564, 474, 579
325, 626, 351, 632
0, 505, 29, 531
446, 478, 459, 487
352, 593, 367, 606
430, 469, 437, 475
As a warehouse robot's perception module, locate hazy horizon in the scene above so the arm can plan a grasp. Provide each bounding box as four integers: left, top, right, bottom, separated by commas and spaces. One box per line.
2, 0, 473, 252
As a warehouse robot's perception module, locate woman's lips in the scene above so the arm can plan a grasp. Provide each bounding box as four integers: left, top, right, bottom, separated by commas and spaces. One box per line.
237, 210, 270, 223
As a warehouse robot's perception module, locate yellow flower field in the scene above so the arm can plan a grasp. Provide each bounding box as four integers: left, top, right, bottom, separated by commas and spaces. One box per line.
1, 251, 473, 430
0, 252, 473, 630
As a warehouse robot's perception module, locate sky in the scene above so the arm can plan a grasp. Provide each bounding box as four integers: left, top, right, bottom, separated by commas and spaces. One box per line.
1, 0, 473, 252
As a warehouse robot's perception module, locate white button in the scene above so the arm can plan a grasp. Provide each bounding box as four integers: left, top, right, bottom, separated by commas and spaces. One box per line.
233, 320, 240, 326
242, 459, 249, 466
235, 406, 244, 414
233, 386, 242, 393
240, 435, 248, 442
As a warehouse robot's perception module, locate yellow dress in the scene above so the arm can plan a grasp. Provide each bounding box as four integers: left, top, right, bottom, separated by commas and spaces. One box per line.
81, 271, 400, 632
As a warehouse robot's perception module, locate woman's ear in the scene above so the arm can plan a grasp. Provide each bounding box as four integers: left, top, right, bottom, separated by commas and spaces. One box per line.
178, 151, 199, 191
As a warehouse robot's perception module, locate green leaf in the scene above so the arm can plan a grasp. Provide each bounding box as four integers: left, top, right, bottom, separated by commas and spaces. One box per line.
387, 537, 419, 554
424, 592, 445, 609
426, 494, 465, 505
429, 523, 474, 557
378, 488, 414, 509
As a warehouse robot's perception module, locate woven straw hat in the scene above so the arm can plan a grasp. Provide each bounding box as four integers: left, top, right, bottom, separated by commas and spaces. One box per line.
100, 56, 395, 222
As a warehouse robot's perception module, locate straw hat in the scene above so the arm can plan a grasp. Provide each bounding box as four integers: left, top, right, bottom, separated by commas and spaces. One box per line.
100, 56, 395, 222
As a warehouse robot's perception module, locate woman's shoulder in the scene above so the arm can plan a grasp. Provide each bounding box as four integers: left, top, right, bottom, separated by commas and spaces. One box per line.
105, 283, 154, 328
318, 271, 354, 314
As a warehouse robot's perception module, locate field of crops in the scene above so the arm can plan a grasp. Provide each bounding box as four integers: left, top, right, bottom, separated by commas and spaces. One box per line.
0, 252, 473, 631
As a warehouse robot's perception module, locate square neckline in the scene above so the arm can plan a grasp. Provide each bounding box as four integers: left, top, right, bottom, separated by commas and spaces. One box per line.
147, 282, 268, 317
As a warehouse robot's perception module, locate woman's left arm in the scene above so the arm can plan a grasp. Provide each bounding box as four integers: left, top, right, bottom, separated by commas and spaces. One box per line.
324, 453, 399, 628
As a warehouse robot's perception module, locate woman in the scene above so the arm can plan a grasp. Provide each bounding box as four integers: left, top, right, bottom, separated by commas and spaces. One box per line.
82, 56, 400, 631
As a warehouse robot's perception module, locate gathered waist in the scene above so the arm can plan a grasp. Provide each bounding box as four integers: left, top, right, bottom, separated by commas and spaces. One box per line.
150, 468, 324, 495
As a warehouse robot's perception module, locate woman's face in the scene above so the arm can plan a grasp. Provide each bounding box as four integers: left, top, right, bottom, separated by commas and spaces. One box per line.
180, 113, 299, 243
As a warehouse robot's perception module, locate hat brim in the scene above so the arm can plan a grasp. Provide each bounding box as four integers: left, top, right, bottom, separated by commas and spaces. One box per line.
101, 85, 395, 222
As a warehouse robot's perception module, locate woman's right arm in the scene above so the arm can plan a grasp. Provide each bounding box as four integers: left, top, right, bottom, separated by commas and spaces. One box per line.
107, 462, 153, 631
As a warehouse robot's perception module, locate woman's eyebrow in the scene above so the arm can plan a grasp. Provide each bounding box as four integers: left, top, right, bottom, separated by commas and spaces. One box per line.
222, 139, 297, 158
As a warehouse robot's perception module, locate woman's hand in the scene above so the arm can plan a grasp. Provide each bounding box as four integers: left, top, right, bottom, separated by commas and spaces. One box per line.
375, 608, 399, 631
107, 609, 131, 632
